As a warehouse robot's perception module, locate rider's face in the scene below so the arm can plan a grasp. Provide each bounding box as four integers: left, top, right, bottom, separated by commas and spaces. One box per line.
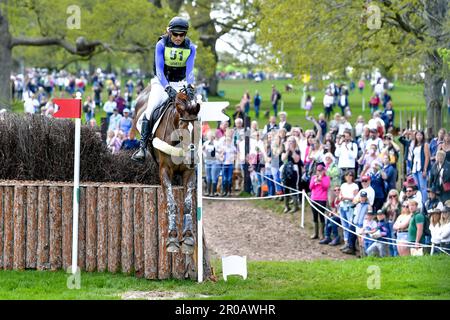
170, 31, 186, 45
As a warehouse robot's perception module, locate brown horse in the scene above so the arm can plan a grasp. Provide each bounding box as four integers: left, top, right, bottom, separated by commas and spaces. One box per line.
132, 87, 200, 254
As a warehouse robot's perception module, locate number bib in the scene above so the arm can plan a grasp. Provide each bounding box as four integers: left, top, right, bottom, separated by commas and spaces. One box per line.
164, 47, 191, 67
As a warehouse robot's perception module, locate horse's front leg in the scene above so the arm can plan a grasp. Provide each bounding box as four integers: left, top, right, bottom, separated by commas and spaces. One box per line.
160, 166, 180, 253
181, 169, 196, 254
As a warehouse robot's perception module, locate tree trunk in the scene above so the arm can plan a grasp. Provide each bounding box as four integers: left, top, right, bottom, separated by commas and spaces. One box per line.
422, 0, 447, 136
0, 5, 12, 110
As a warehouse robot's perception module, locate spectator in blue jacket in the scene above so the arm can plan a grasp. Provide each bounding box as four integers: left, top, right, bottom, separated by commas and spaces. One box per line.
366, 210, 391, 257
381, 154, 397, 192
369, 161, 387, 212
119, 108, 133, 138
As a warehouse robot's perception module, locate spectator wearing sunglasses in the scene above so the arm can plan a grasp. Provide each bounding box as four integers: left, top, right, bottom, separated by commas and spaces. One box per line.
400, 177, 423, 210
381, 189, 401, 256
393, 201, 413, 256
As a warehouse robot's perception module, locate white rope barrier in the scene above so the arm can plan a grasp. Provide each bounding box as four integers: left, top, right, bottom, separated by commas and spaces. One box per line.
256, 172, 449, 255
305, 193, 450, 255
202, 170, 450, 255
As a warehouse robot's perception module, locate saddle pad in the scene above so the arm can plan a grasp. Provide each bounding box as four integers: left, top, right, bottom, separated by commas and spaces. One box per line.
137, 99, 171, 135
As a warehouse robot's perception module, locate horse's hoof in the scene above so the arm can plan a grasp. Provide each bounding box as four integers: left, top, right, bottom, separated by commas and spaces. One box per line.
181, 242, 194, 255
181, 236, 195, 255
166, 237, 180, 253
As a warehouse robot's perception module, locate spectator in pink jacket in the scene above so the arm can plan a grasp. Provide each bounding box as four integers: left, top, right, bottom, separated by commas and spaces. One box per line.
309, 164, 331, 240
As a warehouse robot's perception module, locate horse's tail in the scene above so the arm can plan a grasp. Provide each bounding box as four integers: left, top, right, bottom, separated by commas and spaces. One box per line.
130, 84, 152, 139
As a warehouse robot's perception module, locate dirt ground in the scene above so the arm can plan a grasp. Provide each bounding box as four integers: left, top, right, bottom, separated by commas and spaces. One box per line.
203, 198, 353, 261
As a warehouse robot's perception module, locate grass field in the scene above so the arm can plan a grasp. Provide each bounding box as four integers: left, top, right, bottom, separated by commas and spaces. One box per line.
0, 256, 448, 300
214, 79, 427, 130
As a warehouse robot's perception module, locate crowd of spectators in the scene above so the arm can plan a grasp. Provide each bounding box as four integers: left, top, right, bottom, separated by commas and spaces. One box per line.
202, 80, 450, 258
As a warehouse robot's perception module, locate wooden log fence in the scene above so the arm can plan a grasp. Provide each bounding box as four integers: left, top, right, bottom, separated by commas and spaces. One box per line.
0, 181, 197, 280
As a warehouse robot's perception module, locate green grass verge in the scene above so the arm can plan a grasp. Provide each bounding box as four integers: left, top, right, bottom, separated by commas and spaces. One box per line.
0, 256, 449, 300
214, 79, 426, 130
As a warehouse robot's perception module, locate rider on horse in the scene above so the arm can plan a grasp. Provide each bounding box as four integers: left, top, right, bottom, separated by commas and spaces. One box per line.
132, 16, 197, 162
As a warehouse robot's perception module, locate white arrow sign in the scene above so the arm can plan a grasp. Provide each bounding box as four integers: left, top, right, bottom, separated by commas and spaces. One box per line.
198, 101, 229, 122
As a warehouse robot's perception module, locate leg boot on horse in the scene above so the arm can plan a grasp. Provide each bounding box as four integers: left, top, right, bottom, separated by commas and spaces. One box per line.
131, 116, 151, 162
181, 213, 195, 255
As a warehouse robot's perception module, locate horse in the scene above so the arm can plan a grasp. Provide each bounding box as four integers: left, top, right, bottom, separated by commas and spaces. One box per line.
131, 87, 201, 254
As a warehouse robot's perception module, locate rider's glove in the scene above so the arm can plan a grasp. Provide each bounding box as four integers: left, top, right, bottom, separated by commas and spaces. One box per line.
186, 84, 195, 101
165, 86, 178, 100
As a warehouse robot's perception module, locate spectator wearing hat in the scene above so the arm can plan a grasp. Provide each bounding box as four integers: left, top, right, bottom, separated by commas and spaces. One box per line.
407, 200, 426, 252
343, 191, 372, 255
400, 177, 423, 210
423, 187, 441, 216
369, 161, 387, 212
309, 164, 331, 240
338, 171, 360, 251
393, 201, 413, 256
119, 108, 133, 138
108, 107, 122, 132
365, 127, 383, 153
366, 210, 390, 257
354, 175, 375, 207
360, 209, 378, 256
428, 208, 442, 255
439, 204, 450, 254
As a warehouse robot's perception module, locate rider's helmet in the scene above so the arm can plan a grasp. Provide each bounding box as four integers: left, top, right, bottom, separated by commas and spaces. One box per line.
168, 16, 189, 33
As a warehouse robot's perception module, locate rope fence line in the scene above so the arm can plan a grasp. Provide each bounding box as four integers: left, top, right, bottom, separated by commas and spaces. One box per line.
202, 171, 450, 255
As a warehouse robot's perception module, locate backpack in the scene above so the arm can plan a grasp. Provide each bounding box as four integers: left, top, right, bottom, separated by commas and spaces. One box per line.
277, 91, 282, 100
414, 212, 431, 237
282, 161, 295, 182
83, 103, 90, 113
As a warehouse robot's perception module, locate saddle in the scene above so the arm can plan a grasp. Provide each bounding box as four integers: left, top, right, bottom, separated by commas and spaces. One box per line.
147, 98, 173, 163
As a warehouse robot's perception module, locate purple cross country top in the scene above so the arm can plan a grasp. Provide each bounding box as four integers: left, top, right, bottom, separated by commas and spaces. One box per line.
154, 36, 196, 88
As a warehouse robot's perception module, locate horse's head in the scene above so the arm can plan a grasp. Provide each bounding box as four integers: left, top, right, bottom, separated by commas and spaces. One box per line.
174, 92, 200, 130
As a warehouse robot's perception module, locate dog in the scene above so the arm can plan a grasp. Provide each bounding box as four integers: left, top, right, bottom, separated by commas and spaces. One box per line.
232, 168, 244, 192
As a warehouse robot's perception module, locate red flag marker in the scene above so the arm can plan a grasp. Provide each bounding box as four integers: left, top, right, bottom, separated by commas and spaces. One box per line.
53, 99, 81, 119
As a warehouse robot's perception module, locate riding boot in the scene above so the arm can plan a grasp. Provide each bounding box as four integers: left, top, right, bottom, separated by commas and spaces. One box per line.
319, 222, 326, 240
131, 116, 151, 162
205, 181, 210, 196
310, 222, 319, 239
283, 196, 291, 213
289, 196, 299, 213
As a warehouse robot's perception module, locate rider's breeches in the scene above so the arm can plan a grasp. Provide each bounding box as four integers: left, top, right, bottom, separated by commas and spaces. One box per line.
144, 77, 187, 119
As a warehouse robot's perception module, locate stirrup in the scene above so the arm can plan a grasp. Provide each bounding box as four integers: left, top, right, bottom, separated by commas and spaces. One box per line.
181, 236, 195, 255
166, 236, 180, 253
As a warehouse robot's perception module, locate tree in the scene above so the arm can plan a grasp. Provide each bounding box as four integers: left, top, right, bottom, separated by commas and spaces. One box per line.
185, 0, 258, 95
0, 0, 215, 109
257, 0, 449, 132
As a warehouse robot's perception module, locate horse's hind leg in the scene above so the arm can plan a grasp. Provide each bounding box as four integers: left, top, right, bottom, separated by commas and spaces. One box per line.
181, 170, 196, 255
161, 167, 180, 253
